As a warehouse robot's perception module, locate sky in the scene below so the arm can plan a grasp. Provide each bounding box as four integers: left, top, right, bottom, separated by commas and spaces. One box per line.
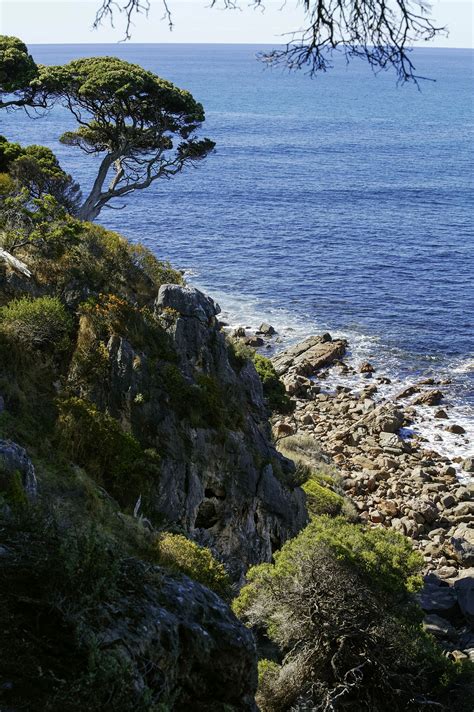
0, 0, 473, 46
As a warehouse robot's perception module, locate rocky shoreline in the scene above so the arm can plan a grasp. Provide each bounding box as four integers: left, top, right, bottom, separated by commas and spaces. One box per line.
232, 326, 474, 664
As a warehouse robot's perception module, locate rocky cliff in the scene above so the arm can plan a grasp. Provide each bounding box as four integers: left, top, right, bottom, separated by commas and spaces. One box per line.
0, 223, 307, 710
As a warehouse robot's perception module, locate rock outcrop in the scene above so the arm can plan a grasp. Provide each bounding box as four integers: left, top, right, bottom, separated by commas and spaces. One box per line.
72, 285, 306, 580
0, 439, 37, 500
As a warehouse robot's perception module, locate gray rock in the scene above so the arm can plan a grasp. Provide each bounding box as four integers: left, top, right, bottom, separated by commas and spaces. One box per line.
272, 334, 346, 377
412, 390, 443, 406
417, 580, 458, 616
257, 323, 276, 336
445, 423, 466, 435
156, 284, 220, 323
451, 524, 474, 565
0, 439, 37, 501
454, 573, 474, 624
423, 613, 457, 640
462, 457, 474, 473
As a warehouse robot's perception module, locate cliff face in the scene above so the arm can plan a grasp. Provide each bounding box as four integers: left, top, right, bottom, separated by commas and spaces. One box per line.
73, 282, 306, 579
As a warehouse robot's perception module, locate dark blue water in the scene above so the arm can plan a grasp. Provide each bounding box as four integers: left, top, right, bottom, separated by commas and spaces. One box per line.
2, 44, 474, 458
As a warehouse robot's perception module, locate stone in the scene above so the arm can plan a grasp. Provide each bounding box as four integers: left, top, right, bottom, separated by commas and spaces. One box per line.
156, 284, 220, 323
396, 385, 420, 400
417, 580, 458, 616
256, 323, 276, 336
441, 494, 456, 509
359, 361, 375, 373
434, 409, 448, 419
0, 439, 37, 501
445, 424, 466, 435
454, 573, 474, 624
379, 500, 399, 517
423, 614, 457, 640
462, 457, 474, 473
412, 390, 443, 406
451, 524, 474, 566
272, 334, 347, 377
232, 327, 246, 338
244, 336, 264, 348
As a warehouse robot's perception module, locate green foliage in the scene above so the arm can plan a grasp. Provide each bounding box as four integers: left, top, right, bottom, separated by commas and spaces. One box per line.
253, 354, 293, 413
0, 469, 28, 509
234, 516, 469, 711
153, 532, 231, 599
302, 478, 344, 516
0, 295, 72, 350
227, 337, 255, 369
161, 363, 244, 430
0, 35, 38, 95
0, 508, 159, 712
57, 397, 160, 508
0, 134, 23, 171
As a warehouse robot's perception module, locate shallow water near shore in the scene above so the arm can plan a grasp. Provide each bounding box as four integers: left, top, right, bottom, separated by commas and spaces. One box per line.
2, 43, 473, 462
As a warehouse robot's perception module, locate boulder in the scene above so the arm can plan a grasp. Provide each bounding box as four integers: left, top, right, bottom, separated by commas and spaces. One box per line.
451, 524, 474, 566
417, 579, 458, 617
423, 614, 457, 640
445, 424, 466, 435
272, 334, 347, 377
454, 572, 474, 624
412, 390, 443, 406
396, 385, 419, 400
156, 284, 220, 323
0, 439, 37, 501
359, 361, 375, 373
256, 323, 276, 336
462, 457, 474, 473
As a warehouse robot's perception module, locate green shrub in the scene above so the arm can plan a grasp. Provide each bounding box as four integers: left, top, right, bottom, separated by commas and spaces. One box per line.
0, 295, 72, 350
153, 532, 231, 599
253, 354, 293, 413
57, 397, 160, 508
161, 364, 244, 430
302, 479, 344, 516
227, 337, 255, 369
0, 509, 159, 712
234, 517, 470, 711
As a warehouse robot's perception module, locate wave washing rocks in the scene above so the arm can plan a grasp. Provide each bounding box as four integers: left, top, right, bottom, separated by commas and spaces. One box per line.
257, 331, 473, 663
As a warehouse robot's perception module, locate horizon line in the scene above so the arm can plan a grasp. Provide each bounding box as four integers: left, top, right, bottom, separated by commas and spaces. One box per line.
28, 42, 473, 49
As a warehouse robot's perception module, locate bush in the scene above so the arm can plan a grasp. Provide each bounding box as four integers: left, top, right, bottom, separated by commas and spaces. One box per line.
0, 295, 72, 350
57, 397, 160, 508
302, 479, 344, 516
0, 509, 158, 712
161, 363, 244, 430
233, 517, 471, 711
252, 354, 293, 413
153, 532, 231, 599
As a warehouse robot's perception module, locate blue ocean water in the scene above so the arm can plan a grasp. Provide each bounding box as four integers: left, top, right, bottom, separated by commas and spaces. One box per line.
2, 44, 474, 458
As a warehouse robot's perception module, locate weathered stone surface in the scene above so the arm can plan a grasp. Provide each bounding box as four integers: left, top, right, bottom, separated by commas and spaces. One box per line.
423, 613, 457, 640
454, 573, 474, 624
445, 423, 466, 435
272, 334, 347, 377
417, 580, 458, 616
451, 524, 474, 565
96, 285, 307, 580
257, 323, 276, 336
462, 457, 474, 473
0, 439, 37, 500
412, 390, 443, 406
156, 284, 220, 323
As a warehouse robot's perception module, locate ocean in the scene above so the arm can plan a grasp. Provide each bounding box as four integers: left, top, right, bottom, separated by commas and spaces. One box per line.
2, 43, 473, 463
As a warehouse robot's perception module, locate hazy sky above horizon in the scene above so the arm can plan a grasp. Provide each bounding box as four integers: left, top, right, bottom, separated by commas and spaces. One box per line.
0, 0, 473, 47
